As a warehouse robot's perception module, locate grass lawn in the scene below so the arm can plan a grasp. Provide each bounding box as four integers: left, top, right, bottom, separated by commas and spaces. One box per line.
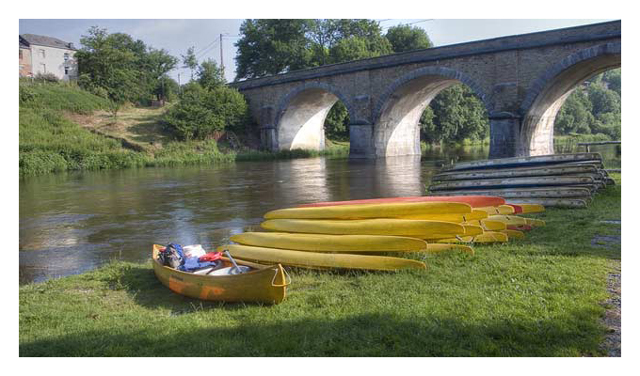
19, 177, 621, 357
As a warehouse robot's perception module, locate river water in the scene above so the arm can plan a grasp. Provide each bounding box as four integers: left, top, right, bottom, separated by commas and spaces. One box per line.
19, 144, 619, 284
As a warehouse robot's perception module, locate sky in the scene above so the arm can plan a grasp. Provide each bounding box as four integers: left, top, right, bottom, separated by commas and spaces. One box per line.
19, 19, 614, 83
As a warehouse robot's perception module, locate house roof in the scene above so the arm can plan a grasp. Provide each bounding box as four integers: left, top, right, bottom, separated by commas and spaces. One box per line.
20, 34, 75, 50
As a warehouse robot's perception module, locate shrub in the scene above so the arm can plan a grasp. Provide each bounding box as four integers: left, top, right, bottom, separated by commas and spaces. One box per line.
35, 72, 59, 83
164, 83, 250, 140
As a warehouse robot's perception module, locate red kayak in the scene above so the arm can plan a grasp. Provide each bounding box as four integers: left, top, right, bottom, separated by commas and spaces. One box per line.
298, 195, 506, 209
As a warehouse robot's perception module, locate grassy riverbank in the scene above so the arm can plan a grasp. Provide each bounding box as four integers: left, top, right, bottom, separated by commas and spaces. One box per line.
19, 82, 349, 176
19, 174, 620, 356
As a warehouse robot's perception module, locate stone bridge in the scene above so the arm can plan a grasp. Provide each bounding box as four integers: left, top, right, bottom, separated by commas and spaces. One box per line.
230, 21, 621, 158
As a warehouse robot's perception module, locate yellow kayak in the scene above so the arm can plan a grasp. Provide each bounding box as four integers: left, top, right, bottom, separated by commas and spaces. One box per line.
401, 209, 488, 222
464, 219, 507, 231
499, 229, 526, 239
524, 218, 546, 227
475, 205, 516, 215
264, 202, 472, 220
261, 218, 465, 239
152, 244, 288, 304
487, 215, 528, 226
217, 244, 427, 271
463, 225, 484, 236
230, 232, 428, 252
437, 231, 509, 244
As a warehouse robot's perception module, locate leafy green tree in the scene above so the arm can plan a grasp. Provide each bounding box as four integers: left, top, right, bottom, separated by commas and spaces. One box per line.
602, 69, 621, 95
386, 24, 433, 53
197, 59, 226, 90
76, 27, 179, 110
555, 88, 594, 134
420, 84, 488, 143
324, 102, 350, 140
234, 19, 313, 79
329, 36, 392, 62
588, 81, 620, 116
76, 27, 143, 117
182, 46, 198, 80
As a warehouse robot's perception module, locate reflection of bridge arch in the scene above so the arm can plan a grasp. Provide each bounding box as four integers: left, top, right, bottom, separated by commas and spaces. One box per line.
519, 42, 621, 156
372, 67, 490, 157
274, 83, 355, 151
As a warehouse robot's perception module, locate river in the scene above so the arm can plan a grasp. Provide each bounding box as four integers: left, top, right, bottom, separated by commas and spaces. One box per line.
19, 144, 619, 284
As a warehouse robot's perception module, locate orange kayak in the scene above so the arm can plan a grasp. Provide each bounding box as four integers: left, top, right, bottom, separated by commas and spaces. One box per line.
298, 195, 506, 209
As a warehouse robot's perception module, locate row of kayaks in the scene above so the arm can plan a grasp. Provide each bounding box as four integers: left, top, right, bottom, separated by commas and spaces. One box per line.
152, 195, 547, 304
428, 152, 613, 208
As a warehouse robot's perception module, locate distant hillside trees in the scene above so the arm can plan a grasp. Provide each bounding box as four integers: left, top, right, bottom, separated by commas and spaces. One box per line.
555, 69, 621, 140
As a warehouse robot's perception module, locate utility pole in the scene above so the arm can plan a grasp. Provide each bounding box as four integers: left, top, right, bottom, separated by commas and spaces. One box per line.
219, 33, 225, 76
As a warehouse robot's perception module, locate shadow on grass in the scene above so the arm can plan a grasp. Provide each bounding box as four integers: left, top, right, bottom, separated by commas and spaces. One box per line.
19, 307, 605, 356
110, 262, 408, 313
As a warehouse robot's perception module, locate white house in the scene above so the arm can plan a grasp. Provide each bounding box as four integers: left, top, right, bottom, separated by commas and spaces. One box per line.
19, 34, 78, 80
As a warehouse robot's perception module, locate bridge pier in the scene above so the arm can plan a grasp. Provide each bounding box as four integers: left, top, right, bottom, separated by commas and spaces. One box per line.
259, 125, 277, 151
349, 123, 375, 159
489, 113, 522, 159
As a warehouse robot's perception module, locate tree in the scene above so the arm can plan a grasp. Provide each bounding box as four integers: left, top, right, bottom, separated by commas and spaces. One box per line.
386, 24, 433, 53
197, 59, 226, 90
76, 27, 143, 117
420, 84, 489, 143
555, 88, 594, 134
234, 19, 313, 80
182, 46, 198, 80
76, 26, 179, 110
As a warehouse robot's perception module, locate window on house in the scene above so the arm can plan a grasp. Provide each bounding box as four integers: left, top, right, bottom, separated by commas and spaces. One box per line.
40, 63, 46, 73
64, 67, 69, 75
64, 53, 69, 61
39, 49, 45, 58
19, 50, 23, 59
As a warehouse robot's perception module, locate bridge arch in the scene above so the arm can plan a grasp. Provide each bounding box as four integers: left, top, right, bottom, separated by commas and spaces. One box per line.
519, 42, 621, 156
372, 67, 490, 157
274, 82, 355, 151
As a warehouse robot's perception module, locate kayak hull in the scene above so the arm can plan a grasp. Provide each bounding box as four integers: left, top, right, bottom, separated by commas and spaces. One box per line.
217, 244, 427, 271
261, 218, 465, 239
230, 232, 428, 252
264, 202, 471, 220
152, 244, 288, 304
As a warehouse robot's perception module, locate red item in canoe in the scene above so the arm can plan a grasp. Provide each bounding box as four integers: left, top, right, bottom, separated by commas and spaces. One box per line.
199, 252, 223, 262
297, 195, 506, 209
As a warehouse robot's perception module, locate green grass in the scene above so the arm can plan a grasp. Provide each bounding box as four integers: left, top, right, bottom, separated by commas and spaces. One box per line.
19, 175, 620, 356
19, 82, 352, 176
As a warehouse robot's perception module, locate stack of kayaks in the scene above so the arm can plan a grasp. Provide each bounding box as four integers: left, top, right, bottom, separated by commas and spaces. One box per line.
219, 195, 547, 272
428, 152, 613, 208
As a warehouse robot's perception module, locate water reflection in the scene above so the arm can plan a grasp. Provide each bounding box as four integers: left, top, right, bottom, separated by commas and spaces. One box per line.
21, 156, 444, 284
